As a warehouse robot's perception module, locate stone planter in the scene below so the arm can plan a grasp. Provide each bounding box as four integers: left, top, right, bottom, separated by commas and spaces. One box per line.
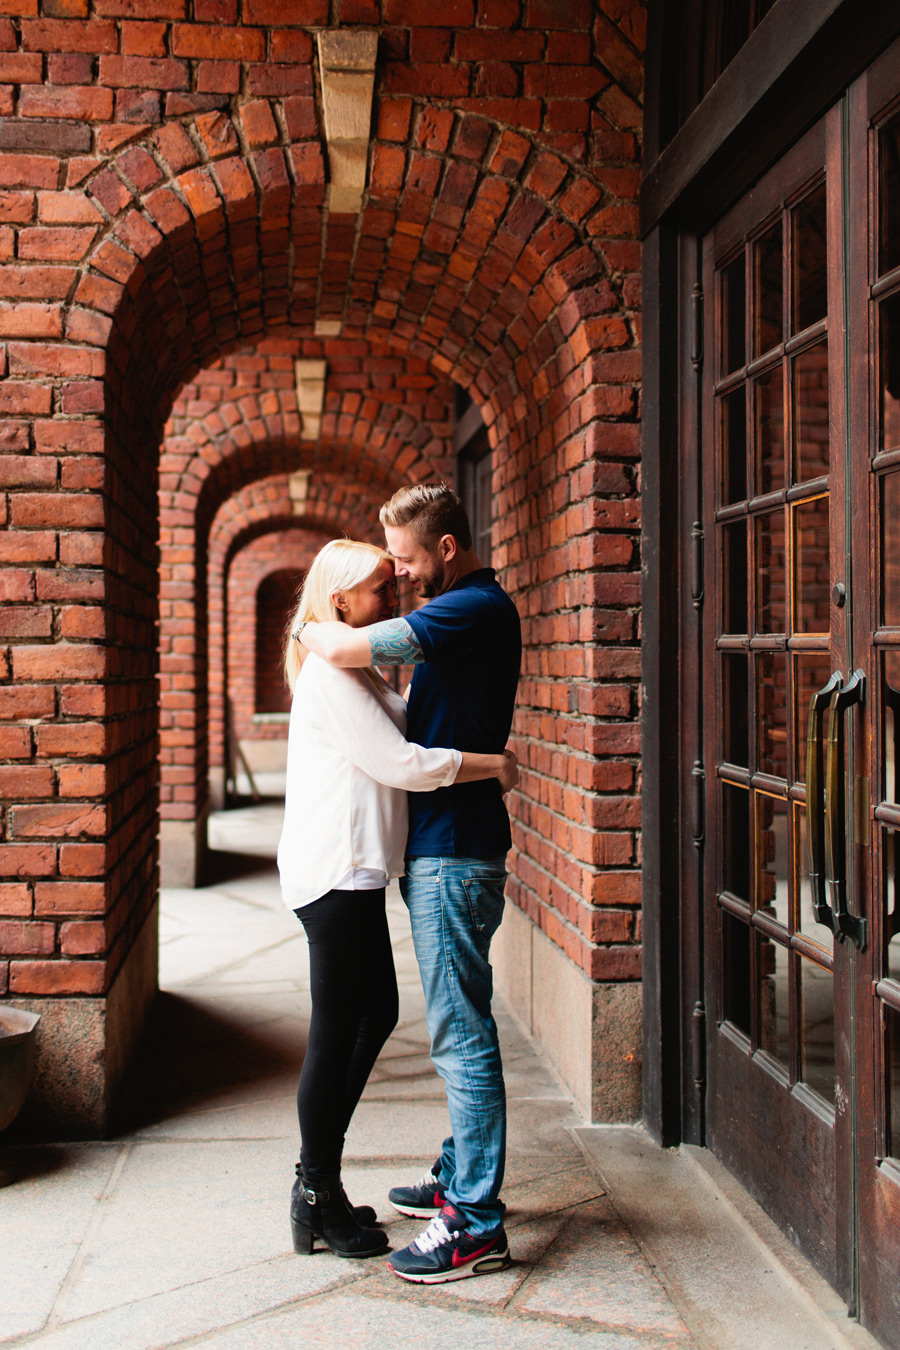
0, 1007, 40, 1132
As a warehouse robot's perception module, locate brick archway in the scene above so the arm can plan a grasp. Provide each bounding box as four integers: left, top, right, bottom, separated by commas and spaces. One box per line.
0, 9, 643, 1133
203, 478, 389, 820
158, 347, 452, 882
217, 530, 317, 803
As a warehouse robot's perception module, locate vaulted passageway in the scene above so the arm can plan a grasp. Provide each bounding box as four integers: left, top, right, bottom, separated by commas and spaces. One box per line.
0, 7, 643, 1136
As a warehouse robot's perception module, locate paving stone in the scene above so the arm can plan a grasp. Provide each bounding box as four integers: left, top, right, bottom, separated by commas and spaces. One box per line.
0, 1144, 122, 1340
515, 1198, 694, 1342
13, 1256, 352, 1350
51, 1140, 297, 1322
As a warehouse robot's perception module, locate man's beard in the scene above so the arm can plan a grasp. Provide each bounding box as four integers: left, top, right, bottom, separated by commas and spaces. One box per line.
417, 556, 446, 599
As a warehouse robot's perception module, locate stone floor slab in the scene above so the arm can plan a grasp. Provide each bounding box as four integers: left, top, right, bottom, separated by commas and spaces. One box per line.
0, 1145, 122, 1341
16, 1255, 352, 1350
184, 1289, 685, 1350
514, 1197, 693, 1340
50, 1140, 298, 1322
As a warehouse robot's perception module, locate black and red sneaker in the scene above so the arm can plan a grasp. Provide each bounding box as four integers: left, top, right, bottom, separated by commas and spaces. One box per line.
388, 1203, 511, 1284
387, 1160, 446, 1218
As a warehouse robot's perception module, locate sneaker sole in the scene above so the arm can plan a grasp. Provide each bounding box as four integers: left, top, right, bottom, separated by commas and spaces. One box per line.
388, 1200, 444, 1218
388, 1250, 511, 1284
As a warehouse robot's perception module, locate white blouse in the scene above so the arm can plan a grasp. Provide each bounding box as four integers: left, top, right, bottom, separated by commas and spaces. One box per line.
277, 654, 462, 909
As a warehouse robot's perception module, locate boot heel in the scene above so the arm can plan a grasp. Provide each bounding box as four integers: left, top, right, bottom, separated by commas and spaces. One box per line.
291, 1217, 315, 1255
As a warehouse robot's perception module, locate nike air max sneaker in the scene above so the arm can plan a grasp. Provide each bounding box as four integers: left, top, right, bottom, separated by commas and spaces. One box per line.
388, 1203, 511, 1284
387, 1160, 445, 1218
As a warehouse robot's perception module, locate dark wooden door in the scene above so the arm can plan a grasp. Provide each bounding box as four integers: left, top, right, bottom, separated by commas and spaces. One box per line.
700, 108, 848, 1291
699, 48, 900, 1333
844, 42, 900, 1343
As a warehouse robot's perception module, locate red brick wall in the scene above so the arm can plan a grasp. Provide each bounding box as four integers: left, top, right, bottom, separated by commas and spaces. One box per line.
0, 2, 644, 1065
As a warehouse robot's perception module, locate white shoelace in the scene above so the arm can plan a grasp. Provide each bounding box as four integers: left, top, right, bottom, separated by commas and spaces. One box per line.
413, 1214, 460, 1253
413, 1168, 439, 1188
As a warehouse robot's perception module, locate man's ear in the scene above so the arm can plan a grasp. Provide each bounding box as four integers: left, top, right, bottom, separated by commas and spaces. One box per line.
438, 533, 458, 561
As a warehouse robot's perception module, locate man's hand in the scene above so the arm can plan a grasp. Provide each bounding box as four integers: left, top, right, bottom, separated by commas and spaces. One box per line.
498, 749, 518, 795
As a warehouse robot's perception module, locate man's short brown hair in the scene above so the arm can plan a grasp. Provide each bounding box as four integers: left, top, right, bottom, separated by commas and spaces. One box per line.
379, 482, 473, 550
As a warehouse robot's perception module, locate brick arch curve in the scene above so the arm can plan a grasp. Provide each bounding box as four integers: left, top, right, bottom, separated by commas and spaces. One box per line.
53, 92, 638, 471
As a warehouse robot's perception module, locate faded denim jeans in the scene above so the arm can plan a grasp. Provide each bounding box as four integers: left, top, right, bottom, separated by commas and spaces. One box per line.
400, 855, 507, 1234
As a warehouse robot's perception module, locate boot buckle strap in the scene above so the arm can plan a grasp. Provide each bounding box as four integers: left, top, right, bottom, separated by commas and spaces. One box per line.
298, 1181, 335, 1205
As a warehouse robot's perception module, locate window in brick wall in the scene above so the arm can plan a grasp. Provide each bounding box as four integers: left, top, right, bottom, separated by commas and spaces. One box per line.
455, 386, 492, 563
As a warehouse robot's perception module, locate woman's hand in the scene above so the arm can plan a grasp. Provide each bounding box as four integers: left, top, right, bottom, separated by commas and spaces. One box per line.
453, 747, 519, 790
498, 748, 518, 795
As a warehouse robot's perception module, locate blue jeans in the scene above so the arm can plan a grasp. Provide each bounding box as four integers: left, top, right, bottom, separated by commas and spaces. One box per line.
400, 855, 507, 1234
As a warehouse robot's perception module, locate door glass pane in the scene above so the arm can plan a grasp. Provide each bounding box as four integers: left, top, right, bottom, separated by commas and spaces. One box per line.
879, 293, 900, 451
796, 803, 834, 952
757, 652, 788, 778
883, 653, 900, 805
800, 955, 835, 1104
755, 509, 787, 633
885, 1005, 900, 1160
795, 654, 833, 784
883, 828, 900, 983
879, 110, 900, 278
759, 935, 790, 1070
792, 183, 827, 333
722, 652, 749, 767
792, 341, 829, 482
722, 910, 751, 1036
722, 781, 750, 901
721, 386, 747, 505
793, 495, 830, 634
723, 519, 748, 633
721, 253, 746, 375
754, 369, 785, 495
754, 219, 783, 356
757, 792, 788, 925
881, 471, 900, 624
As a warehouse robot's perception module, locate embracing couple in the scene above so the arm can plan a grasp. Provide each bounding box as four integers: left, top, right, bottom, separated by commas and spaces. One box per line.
276, 482, 522, 1284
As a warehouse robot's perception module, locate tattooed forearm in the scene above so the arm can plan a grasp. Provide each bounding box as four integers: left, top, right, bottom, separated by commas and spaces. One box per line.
368, 618, 425, 665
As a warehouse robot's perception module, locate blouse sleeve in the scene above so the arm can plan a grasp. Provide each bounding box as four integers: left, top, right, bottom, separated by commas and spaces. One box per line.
306, 659, 461, 791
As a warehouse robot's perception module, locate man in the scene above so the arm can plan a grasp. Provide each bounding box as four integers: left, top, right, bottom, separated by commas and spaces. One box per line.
295, 482, 521, 1283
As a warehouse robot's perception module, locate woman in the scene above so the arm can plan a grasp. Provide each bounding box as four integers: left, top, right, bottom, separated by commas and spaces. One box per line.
278, 539, 517, 1260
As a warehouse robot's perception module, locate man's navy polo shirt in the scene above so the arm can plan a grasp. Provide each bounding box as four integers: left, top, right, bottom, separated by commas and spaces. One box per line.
404, 568, 521, 858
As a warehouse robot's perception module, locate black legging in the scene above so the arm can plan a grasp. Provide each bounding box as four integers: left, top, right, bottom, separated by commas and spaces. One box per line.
295, 887, 399, 1181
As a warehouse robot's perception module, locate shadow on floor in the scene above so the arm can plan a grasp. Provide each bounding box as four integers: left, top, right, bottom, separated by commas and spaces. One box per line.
115, 990, 304, 1135
199, 848, 282, 887
0, 1143, 70, 1188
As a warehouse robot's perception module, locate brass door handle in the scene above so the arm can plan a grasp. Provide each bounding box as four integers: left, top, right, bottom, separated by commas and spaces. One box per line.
806, 672, 842, 931
824, 669, 867, 950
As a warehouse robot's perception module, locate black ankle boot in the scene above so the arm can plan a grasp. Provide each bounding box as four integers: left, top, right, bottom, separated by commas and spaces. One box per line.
292, 1163, 378, 1228
290, 1173, 388, 1259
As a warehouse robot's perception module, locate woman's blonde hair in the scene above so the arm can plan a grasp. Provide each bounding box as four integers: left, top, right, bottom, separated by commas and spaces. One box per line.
283, 538, 391, 692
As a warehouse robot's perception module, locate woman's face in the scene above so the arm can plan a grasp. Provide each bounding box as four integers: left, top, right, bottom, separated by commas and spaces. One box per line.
336, 559, 398, 628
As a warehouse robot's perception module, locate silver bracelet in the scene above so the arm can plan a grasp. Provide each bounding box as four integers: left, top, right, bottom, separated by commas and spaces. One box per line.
292, 621, 309, 643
